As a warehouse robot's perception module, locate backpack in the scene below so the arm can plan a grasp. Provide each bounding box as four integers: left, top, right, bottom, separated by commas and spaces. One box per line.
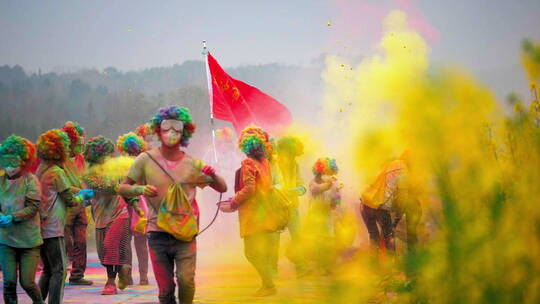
263, 187, 291, 232
361, 171, 387, 209
145, 152, 198, 242
244, 159, 291, 232
361, 161, 404, 209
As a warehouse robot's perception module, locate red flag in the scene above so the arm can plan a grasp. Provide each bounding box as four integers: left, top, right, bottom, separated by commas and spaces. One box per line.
206, 53, 292, 134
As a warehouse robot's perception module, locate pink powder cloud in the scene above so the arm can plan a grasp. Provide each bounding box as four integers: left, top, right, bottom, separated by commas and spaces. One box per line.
331, 0, 439, 45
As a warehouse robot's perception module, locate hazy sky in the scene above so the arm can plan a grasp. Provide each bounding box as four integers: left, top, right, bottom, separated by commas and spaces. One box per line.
1, 0, 540, 96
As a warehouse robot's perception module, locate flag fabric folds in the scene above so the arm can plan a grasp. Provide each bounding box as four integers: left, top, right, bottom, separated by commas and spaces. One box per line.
206, 53, 292, 134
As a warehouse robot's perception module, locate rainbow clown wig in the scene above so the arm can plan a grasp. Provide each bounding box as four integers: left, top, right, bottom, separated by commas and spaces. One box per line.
37, 129, 70, 163
238, 125, 273, 158
312, 157, 338, 176
117, 132, 147, 157
61, 121, 85, 154
149, 106, 196, 147
84, 136, 115, 165
0, 135, 37, 171
134, 123, 153, 138
277, 136, 304, 157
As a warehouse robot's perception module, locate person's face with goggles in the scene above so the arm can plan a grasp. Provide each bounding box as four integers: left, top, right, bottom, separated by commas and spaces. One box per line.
0, 154, 22, 178
160, 119, 184, 147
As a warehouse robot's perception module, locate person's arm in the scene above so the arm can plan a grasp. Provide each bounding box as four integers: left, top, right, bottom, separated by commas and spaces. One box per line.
12, 197, 40, 222
231, 162, 257, 205
82, 170, 120, 196
209, 174, 227, 193
59, 189, 81, 207
13, 174, 42, 222
117, 177, 157, 198
117, 153, 158, 199
50, 167, 82, 207
310, 179, 333, 195
200, 165, 227, 193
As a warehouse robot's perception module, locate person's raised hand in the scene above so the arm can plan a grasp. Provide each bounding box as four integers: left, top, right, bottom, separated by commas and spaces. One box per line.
201, 165, 216, 177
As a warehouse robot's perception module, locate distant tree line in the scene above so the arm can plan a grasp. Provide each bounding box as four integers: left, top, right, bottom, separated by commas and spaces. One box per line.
0, 62, 322, 154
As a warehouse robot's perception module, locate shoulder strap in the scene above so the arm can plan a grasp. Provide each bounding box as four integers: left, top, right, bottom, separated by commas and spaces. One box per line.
145, 152, 176, 183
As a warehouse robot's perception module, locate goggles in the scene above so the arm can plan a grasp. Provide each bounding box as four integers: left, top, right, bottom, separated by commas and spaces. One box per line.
161, 119, 184, 132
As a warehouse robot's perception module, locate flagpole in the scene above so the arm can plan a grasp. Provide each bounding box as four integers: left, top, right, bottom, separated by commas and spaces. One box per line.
202, 40, 219, 163
201, 41, 223, 236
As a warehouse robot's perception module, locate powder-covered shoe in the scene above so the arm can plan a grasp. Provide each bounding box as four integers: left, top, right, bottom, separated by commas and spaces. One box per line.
69, 278, 93, 285
101, 284, 117, 295
117, 265, 131, 290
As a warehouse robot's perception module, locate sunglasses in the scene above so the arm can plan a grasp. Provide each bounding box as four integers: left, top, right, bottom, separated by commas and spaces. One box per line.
161, 120, 184, 132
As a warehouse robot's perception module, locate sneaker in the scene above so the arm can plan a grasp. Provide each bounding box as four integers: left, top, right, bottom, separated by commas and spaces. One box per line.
69, 278, 93, 285
117, 266, 130, 290
101, 284, 117, 295
253, 286, 277, 297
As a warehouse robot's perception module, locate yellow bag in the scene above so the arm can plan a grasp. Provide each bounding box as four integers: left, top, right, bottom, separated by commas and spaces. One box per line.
361, 171, 387, 209
145, 152, 199, 242
362, 161, 404, 209
156, 183, 198, 242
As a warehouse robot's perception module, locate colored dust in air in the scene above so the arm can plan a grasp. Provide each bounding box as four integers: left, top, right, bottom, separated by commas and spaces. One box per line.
91, 156, 134, 182
263, 10, 540, 304
83, 156, 134, 192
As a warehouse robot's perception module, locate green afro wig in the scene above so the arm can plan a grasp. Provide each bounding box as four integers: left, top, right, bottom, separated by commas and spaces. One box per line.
84, 136, 115, 164
238, 125, 272, 158
0, 135, 37, 171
